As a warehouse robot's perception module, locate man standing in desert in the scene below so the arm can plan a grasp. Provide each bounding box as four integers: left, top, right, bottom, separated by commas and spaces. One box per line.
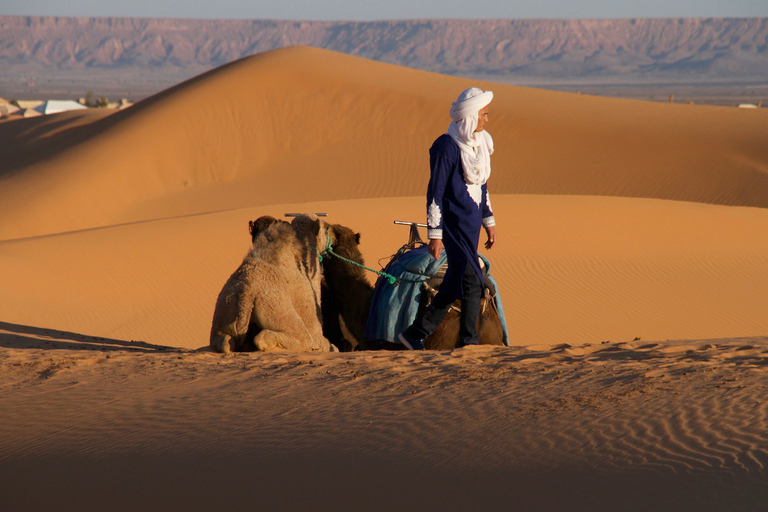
398, 87, 497, 350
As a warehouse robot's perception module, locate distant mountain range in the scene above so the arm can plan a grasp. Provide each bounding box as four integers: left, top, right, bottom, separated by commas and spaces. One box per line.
1, 16, 766, 98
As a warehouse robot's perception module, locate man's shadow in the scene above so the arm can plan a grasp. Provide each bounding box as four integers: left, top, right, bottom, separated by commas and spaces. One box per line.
0, 321, 177, 352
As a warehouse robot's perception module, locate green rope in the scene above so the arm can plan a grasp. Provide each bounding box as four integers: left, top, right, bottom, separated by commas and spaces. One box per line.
312, 235, 398, 285
324, 246, 398, 286
308, 234, 334, 263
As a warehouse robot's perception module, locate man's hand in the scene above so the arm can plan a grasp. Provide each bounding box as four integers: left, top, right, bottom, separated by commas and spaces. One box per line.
428, 238, 443, 260
484, 226, 497, 249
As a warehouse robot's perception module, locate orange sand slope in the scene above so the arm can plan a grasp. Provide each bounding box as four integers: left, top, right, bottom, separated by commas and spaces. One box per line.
1, 46, 768, 349
2, 46, 768, 240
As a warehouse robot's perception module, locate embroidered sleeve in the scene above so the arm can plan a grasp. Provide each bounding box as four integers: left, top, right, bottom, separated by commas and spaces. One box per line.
482, 185, 495, 228
427, 199, 442, 239
426, 139, 451, 240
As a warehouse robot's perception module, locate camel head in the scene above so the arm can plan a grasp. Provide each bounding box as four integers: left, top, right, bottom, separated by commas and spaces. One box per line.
329, 224, 363, 264
249, 215, 286, 244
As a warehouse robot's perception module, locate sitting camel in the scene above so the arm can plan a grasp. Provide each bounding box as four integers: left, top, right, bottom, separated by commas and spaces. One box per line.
416, 264, 504, 350
210, 214, 336, 353
247, 216, 359, 352
318, 223, 504, 350
320, 224, 373, 350
248, 215, 288, 241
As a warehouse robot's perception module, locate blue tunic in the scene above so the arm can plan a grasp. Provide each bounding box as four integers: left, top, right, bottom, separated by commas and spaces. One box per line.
426, 133, 495, 299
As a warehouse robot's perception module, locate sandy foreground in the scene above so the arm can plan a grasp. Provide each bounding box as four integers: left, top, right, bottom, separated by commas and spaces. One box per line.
1, 327, 766, 511
1, 47, 768, 509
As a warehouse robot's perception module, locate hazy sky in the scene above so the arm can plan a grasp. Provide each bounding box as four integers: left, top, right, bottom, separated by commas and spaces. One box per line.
2, 0, 766, 21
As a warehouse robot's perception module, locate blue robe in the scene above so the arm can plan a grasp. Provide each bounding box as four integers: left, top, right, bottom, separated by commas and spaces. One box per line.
426, 133, 495, 299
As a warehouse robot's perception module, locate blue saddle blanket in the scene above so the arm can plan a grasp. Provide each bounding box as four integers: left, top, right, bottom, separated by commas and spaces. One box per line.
363, 245, 509, 346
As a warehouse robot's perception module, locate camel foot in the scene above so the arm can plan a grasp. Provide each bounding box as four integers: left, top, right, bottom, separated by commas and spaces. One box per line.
210, 334, 232, 354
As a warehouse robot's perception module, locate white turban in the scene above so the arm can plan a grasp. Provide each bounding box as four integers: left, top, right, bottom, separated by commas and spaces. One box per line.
449, 88, 494, 123
447, 87, 494, 187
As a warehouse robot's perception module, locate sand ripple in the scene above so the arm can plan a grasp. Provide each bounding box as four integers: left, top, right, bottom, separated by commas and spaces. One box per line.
1, 338, 766, 510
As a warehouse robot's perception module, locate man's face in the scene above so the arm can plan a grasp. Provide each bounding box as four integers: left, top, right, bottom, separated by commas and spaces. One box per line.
475, 106, 489, 132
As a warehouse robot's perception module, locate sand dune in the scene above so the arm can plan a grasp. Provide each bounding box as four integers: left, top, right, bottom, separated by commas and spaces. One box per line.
1, 46, 767, 241
1, 46, 768, 509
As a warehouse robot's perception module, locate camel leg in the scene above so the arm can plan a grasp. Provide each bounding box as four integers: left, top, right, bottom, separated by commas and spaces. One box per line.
308, 321, 335, 352
211, 333, 233, 353
252, 297, 328, 351
254, 329, 304, 351
254, 327, 335, 352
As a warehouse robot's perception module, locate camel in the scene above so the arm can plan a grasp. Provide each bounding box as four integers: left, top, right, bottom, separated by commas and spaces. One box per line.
320, 224, 374, 350
416, 267, 505, 350
248, 215, 288, 241
210, 214, 336, 353
317, 223, 505, 350
247, 216, 359, 352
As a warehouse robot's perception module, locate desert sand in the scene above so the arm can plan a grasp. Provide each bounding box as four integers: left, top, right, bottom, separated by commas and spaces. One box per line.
1, 46, 767, 510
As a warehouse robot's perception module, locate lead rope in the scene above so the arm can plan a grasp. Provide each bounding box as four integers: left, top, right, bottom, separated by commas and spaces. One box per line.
313, 235, 398, 285
325, 245, 399, 285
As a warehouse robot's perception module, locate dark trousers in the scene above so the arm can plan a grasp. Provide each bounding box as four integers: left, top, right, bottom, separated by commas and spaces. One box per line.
403, 262, 484, 346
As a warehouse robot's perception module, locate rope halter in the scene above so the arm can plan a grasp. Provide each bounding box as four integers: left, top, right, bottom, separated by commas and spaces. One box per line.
309, 233, 334, 263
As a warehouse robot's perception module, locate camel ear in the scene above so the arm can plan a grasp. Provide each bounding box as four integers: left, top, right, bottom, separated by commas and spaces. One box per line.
249, 221, 255, 236
312, 219, 321, 236
355, 233, 361, 245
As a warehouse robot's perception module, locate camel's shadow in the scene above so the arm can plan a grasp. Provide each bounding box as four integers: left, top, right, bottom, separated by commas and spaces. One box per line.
0, 321, 177, 353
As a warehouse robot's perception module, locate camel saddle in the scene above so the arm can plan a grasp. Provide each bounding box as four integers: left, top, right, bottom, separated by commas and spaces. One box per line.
363, 245, 509, 346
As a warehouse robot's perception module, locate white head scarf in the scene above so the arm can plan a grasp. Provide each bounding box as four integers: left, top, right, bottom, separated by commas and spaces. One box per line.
447, 87, 494, 186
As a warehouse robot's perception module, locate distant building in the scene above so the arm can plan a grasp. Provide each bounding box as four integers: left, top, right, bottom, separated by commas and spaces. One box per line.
34, 100, 88, 115
14, 100, 44, 110
1, 97, 134, 120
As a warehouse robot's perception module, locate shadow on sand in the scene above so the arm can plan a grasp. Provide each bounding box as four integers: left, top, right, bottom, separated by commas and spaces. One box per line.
0, 321, 179, 353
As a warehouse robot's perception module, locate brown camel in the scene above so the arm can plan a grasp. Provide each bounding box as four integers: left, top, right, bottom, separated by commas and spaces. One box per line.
210, 214, 335, 353
320, 224, 374, 351
318, 223, 504, 350
249, 215, 289, 242
417, 270, 505, 350
248, 217, 364, 351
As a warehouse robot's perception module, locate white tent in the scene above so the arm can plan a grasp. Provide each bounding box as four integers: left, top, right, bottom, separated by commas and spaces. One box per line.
15, 100, 43, 110
34, 100, 88, 115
